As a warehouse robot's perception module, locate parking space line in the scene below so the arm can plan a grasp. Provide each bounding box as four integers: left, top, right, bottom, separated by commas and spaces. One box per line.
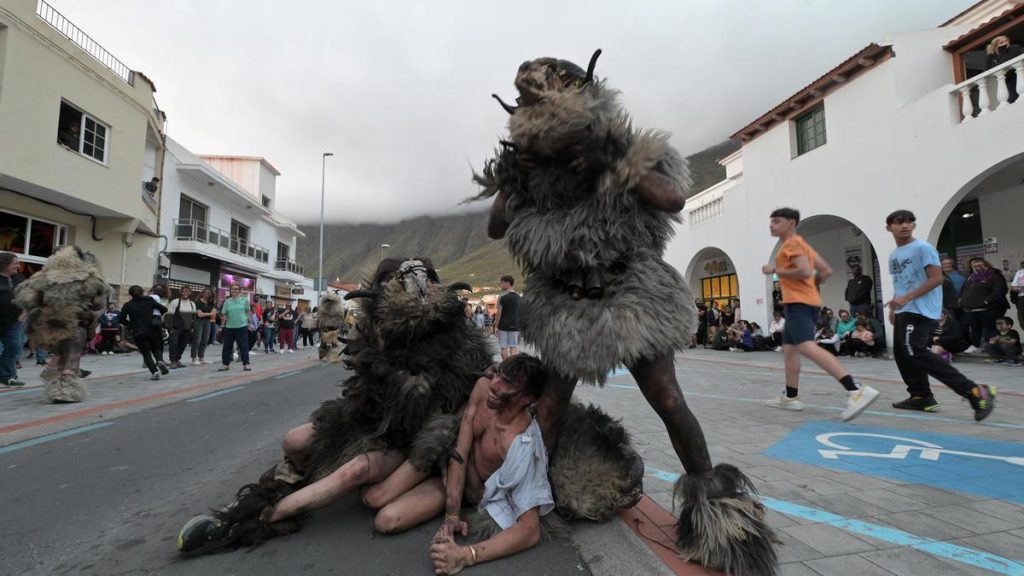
0, 422, 115, 455
644, 466, 1024, 576
185, 386, 245, 402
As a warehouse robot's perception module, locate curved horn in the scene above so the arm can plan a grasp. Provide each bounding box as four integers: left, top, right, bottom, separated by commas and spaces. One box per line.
584, 48, 602, 84
343, 289, 379, 301
448, 282, 473, 292
491, 94, 517, 114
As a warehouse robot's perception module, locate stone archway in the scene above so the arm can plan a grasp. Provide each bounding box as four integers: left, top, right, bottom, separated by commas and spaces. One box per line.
929, 152, 1024, 276
684, 246, 740, 311
767, 215, 884, 319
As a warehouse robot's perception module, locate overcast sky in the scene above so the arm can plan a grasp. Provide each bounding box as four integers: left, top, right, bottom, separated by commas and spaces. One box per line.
57, 0, 973, 224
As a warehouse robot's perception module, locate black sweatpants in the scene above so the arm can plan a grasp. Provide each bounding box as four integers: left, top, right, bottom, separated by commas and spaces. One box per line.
893, 313, 976, 399
134, 330, 162, 374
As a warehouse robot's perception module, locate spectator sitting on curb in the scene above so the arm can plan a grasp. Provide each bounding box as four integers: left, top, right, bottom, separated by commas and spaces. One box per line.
836, 309, 856, 341
847, 311, 886, 357
816, 326, 841, 356
984, 316, 1022, 366
931, 308, 968, 363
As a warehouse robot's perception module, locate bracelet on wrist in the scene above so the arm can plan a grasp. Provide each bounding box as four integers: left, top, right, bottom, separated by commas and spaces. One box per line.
468, 545, 478, 566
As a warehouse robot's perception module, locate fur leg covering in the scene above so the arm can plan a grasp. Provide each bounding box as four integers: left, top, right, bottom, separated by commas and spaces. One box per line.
45, 373, 85, 403
185, 463, 305, 556
674, 463, 779, 576
549, 403, 644, 521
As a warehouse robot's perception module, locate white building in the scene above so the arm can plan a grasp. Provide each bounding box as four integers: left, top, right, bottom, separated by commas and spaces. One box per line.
0, 0, 165, 296
160, 137, 315, 309
666, 0, 1024, 344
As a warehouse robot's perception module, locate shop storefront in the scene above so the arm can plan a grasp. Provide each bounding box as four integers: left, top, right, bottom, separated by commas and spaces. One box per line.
217, 269, 257, 303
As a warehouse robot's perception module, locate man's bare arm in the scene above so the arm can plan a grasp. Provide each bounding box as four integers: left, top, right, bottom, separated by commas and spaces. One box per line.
488, 189, 511, 239
634, 171, 685, 213
430, 508, 542, 575
440, 379, 485, 529
813, 255, 833, 284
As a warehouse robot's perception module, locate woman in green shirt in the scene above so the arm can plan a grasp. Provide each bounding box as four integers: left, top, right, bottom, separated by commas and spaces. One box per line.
219, 284, 251, 371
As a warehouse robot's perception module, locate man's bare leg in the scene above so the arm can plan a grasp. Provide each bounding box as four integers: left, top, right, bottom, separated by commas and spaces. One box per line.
783, 344, 801, 389
373, 477, 446, 534
794, 341, 853, 381
268, 450, 404, 522
281, 423, 315, 472
629, 354, 713, 477
362, 459, 431, 510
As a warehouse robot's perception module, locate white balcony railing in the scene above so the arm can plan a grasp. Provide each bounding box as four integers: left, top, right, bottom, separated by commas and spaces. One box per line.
275, 258, 304, 276
173, 219, 270, 265
36, 0, 134, 85
953, 53, 1024, 123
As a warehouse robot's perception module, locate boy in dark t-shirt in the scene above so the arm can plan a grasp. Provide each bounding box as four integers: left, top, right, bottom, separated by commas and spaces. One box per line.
984, 317, 1022, 366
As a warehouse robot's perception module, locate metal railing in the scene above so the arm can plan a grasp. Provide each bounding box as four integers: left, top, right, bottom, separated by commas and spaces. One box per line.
36, 0, 135, 85
275, 258, 304, 276
173, 219, 270, 264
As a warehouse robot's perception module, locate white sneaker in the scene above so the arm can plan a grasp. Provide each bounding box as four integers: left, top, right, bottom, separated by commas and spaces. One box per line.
841, 385, 879, 421
287, 349, 295, 354
773, 346, 782, 352
964, 345, 981, 354
765, 394, 804, 411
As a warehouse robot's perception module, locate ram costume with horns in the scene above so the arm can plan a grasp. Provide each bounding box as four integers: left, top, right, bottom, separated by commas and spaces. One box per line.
473, 50, 779, 575
177, 257, 644, 555
14, 246, 110, 403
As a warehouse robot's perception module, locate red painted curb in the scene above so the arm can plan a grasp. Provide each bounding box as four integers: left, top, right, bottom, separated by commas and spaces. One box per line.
619, 496, 722, 576
0, 359, 318, 435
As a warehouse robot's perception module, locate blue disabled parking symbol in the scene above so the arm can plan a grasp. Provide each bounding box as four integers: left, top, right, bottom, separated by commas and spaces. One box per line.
764, 421, 1024, 504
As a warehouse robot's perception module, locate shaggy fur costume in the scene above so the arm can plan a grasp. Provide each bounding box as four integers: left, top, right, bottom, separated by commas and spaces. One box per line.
473, 61, 695, 384
316, 292, 345, 363
14, 246, 110, 403
180, 257, 647, 555
474, 53, 778, 574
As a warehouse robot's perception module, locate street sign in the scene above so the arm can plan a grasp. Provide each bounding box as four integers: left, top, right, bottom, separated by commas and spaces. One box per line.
764, 421, 1024, 504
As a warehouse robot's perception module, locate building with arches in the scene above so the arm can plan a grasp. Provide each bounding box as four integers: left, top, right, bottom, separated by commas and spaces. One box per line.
666, 0, 1024, 345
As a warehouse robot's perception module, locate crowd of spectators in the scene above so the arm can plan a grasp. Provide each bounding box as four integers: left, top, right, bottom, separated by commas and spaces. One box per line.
690, 256, 1023, 366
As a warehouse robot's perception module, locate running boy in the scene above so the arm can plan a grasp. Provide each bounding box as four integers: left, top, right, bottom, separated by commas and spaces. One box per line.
884, 210, 996, 420
762, 207, 878, 421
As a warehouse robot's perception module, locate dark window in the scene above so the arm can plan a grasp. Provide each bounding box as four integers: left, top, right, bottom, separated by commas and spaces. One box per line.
178, 195, 208, 223
795, 104, 827, 156
28, 220, 57, 257
0, 211, 29, 253
57, 101, 108, 162
277, 242, 289, 261
230, 220, 250, 254
261, 195, 271, 208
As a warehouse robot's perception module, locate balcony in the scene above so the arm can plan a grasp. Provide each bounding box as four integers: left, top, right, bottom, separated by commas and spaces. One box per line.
36, 0, 135, 85
172, 219, 270, 267
953, 52, 1024, 122
275, 258, 304, 276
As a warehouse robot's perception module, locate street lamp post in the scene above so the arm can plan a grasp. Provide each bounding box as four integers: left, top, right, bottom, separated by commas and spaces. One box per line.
380, 243, 391, 262
319, 152, 334, 298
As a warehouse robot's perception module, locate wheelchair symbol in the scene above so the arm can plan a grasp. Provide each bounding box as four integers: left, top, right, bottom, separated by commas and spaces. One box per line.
815, 433, 1024, 466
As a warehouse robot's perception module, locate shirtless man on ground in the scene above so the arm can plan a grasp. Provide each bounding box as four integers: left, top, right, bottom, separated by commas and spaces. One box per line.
184, 354, 553, 575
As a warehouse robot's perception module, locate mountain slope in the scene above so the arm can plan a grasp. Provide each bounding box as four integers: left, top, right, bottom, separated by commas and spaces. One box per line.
297, 139, 739, 283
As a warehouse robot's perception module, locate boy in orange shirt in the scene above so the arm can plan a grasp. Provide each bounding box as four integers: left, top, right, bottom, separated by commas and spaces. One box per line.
761, 208, 878, 421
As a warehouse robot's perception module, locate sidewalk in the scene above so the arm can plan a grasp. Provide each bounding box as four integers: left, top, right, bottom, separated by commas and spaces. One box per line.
575, 348, 1024, 575
0, 344, 318, 444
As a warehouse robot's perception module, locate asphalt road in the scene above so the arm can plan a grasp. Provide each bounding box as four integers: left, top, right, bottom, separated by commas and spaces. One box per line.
0, 364, 589, 576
